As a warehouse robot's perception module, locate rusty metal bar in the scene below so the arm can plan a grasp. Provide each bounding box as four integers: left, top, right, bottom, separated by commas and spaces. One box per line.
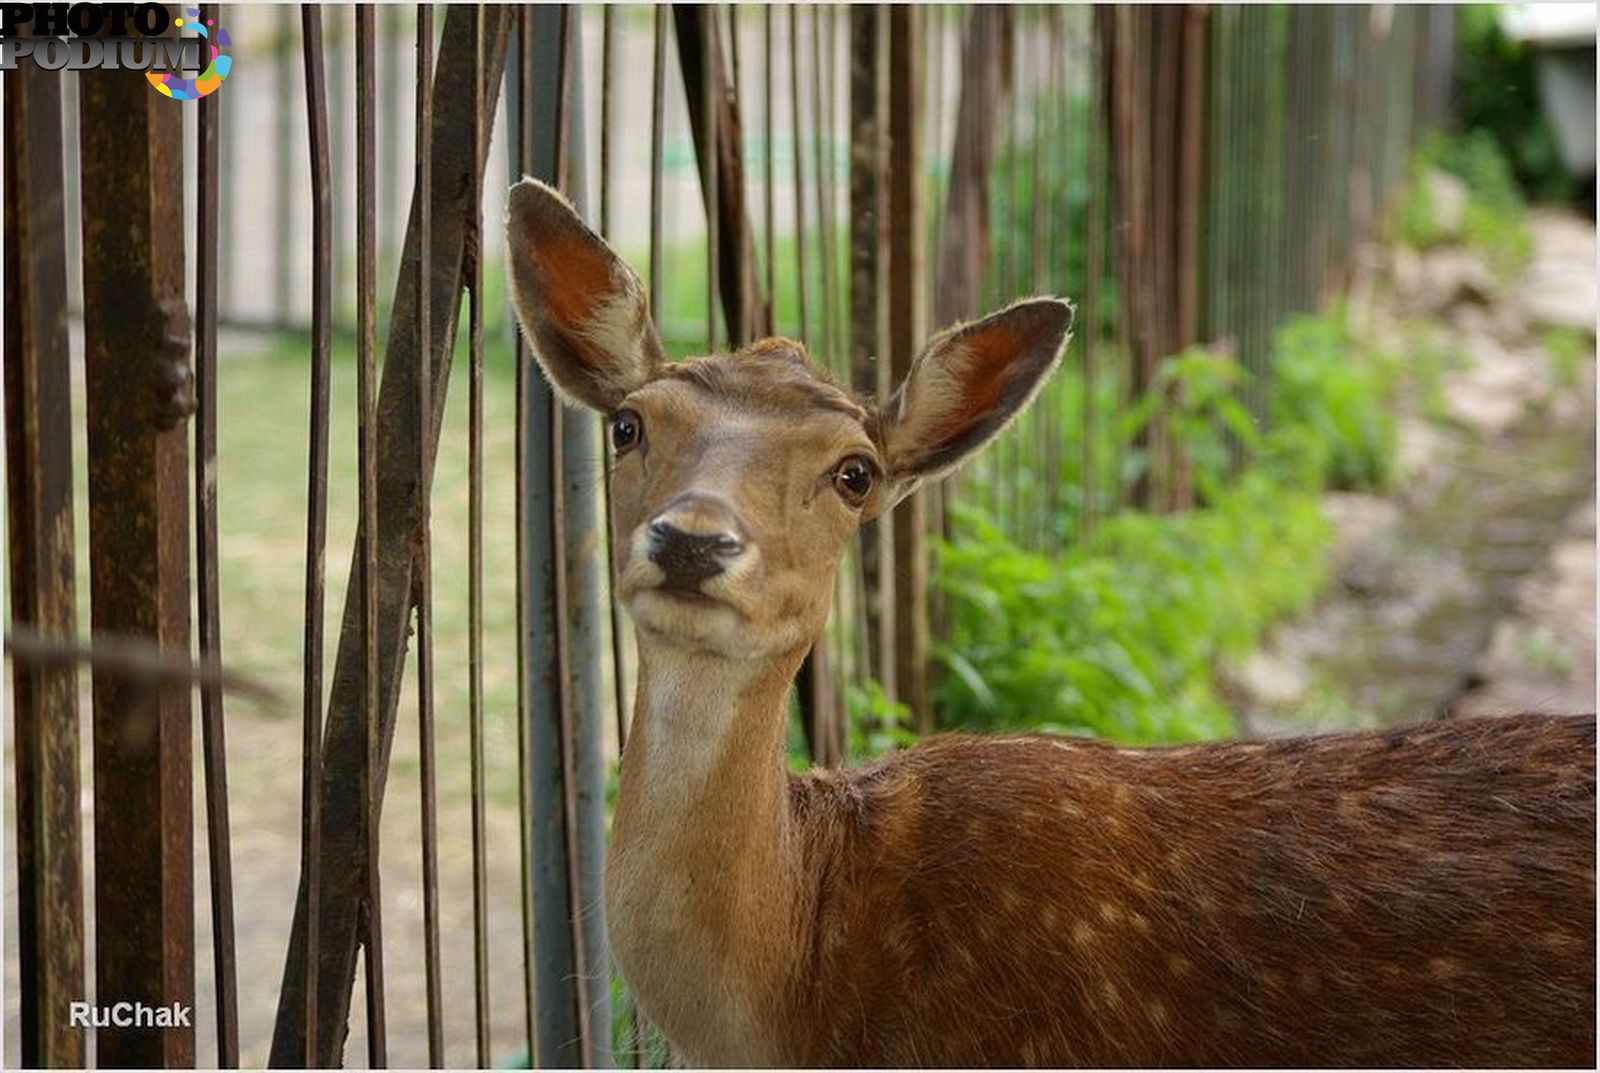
1041, 9, 1066, 546
1083, 8, 1106, 535
4, 34, 86, 1070
269, 9, 516, 1067
412, 4, 444, 1067
354, 7, 389, 1067
707, 5, 720, 349
79, 30, 196, 1066
196, 4, 239, 1065
848, 4, 890, 693
764, 6, 776, 327
923, 8, 947, 331
888, 4, 929, 732
298, 6, 331, 1066
675, 5, 770, 345
650, 7, 668, 314
812, 6, 836, 364
466, 7, 492, 1067
790, 4, 809, 341
1170, 4, 1207, 511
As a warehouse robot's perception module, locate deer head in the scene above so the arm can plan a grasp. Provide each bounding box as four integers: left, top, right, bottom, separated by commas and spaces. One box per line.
507, 178, 1073, 664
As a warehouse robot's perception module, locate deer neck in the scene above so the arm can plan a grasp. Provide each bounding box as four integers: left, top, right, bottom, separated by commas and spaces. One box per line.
606, 640, 807, 1065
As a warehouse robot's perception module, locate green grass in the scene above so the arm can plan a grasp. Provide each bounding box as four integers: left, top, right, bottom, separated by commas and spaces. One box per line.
210, 328, 531, 806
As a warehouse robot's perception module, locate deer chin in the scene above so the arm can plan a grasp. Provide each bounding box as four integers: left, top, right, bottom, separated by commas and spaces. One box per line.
626, 584, 756, 658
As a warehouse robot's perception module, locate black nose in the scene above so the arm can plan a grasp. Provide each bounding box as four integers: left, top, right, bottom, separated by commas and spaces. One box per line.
648, 521, 744, 592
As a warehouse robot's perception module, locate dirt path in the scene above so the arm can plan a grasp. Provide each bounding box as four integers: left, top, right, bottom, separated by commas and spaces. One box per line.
1230, 209, 1597, 735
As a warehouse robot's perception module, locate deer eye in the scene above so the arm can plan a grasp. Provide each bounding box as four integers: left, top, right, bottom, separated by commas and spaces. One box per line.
832, 456, 876, 506
610, 409, 643, 454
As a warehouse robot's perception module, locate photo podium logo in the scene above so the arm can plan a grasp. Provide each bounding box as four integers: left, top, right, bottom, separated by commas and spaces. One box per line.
0, 3, 233, 100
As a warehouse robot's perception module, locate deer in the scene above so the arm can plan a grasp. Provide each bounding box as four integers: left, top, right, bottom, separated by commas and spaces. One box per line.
507, 178, 1595, 1068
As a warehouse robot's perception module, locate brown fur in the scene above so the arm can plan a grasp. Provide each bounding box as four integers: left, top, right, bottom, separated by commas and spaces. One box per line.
783, 715, 1595, 1066
506, 179, 1597, 1068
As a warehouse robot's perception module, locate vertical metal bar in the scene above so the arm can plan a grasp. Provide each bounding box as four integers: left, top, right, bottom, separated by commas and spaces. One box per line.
811, 7, 836, 363
562, 17, 613, 1065
467, 8, 493, 1067
923, 7, 947, 329
1042, 7, 1066, 547
650, 7, 668, 316
887, 4, 928, 732
512, 14, 539, 1061
196, 4, 239, 1065
708, 5, 721, 350
299, 6, 331, 1067
848, 4, 888, 690
270, 13, 516, 1064
676, 5, 769, 345
4, 33, 86, 1069
553, 8, 597, 1054
764, 6, 776, 326
277, 3, 295, 324
601, 6, 616, 241
79, 25, 196, 1065
790, 4, 809, 342
413, 4, 445, 1067
1083, 9, 1105, 535
218, 57, 236, 315
354, 7, 389, 1066
599, 0, 630, 763
597, 9, 638, 1063
522, 9, 603, 1066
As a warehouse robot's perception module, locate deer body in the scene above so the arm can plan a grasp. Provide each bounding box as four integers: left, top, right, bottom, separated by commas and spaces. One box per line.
613, 648, 1594, 1067
507, 180, 1597, 1067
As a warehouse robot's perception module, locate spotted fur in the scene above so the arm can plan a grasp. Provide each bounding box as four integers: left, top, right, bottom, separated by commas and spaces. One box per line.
506, 179, 1596, 1068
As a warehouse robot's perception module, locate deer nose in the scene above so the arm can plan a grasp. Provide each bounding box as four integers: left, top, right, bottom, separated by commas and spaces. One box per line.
647, 520, 745, 592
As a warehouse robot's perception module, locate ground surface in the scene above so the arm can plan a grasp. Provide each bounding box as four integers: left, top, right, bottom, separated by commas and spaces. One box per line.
1228, 208, 1596, 733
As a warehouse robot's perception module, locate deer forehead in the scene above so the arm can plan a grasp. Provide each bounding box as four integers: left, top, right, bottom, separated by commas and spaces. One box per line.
624, 353, 879, 468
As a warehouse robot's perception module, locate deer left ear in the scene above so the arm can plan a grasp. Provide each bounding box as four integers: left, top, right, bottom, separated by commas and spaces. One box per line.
876, 298, 1073, 499
506, 178, 665, 411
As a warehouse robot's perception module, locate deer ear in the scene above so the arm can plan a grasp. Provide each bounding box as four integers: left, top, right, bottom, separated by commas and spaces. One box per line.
507, 178, 665, 411
878, 298, 1073, 491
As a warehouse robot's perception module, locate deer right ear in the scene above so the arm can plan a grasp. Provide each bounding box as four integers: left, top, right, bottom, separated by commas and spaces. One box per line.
507, 179, 665, 411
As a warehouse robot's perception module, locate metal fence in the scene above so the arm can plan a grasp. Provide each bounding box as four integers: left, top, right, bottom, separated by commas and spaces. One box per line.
5, 4, 1453, 1068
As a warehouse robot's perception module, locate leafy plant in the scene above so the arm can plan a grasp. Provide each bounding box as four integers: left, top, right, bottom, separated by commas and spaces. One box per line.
844, 680, 920, 758
931, 470, 1330, 744
1123, 346, 1263, 505
1268, 311, 1398, 492
929, 305, 1404, 745
1453, 5, 1576, 205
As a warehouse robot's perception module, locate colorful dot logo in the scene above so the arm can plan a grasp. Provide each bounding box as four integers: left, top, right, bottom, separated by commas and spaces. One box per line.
146, 8, 232, 101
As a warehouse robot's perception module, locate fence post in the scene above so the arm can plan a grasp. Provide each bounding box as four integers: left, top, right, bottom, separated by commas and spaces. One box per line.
267, 10, 515, 1064
849, 5, 895, 699
675, 5, 772, 344
887, 5, 930, 731
4, 39, 87, 1070
79, 39, 196, 1069
516, 5, 613, 1065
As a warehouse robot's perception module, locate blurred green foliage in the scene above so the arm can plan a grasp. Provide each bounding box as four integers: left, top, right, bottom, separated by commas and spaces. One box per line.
928, 306, 1405, 743
1268, 310, 1400, 493
1398, 130, 1534, 278
1453, 5, 1576, 205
